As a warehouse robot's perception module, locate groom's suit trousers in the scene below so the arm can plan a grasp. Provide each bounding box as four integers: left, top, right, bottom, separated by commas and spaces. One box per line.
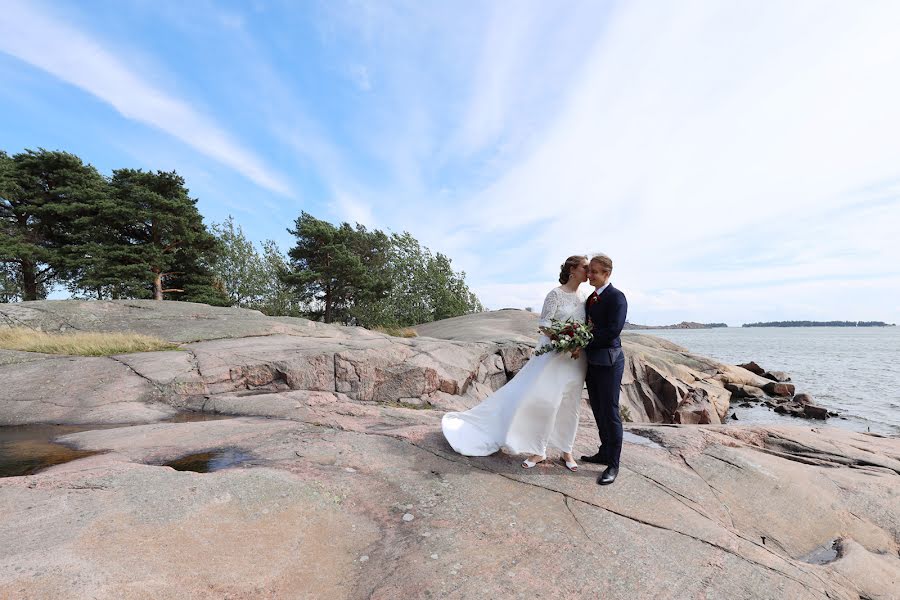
586, 351, 625, 469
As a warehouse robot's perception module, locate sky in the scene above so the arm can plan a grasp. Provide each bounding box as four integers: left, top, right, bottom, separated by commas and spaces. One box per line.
2, 0, 899, 326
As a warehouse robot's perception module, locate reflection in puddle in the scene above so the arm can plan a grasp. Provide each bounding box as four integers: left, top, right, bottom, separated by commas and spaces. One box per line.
0, 424, 104, 477
163, 449, 254, 473
0, 413, 235, 477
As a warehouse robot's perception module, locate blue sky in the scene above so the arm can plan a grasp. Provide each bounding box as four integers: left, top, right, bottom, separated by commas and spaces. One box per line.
2, 0, 899, 325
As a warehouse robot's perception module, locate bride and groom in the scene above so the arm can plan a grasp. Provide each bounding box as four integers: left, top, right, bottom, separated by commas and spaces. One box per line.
442, 254, 628, 485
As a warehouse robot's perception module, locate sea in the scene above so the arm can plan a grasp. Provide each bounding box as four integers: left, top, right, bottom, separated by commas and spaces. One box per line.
634, 327, 900, 436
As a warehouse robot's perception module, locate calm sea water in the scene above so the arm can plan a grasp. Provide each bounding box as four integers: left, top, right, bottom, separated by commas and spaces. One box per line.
635, 327, 900, 436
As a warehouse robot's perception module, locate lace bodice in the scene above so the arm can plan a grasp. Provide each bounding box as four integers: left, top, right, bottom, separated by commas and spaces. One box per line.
538, 286, 587, 327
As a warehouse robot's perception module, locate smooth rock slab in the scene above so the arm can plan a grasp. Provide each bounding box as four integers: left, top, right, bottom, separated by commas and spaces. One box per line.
0, 355, 174, 425
2, 415, 898, 599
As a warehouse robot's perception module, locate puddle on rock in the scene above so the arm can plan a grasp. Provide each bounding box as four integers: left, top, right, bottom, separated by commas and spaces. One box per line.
800, 539, 840, 564
0, 413, 235, 478
0, 424, 106, 477
163, 448, 254, 473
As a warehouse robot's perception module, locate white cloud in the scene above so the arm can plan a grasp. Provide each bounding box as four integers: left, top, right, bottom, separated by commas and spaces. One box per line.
0, 0, 291, 195
454, 1, 900, 321
332, 191, 376, 227
449, 2, 542, 157
9, 0, 899, 326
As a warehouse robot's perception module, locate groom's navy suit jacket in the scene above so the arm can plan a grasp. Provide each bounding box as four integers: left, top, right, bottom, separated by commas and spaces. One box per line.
584, 284, 628, 366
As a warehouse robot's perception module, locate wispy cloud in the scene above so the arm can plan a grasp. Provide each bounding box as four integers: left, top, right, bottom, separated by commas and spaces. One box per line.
454, 0, 900, 321
3, 0, 899, 324
448, 3, 542, 157
0, 0, 291, 195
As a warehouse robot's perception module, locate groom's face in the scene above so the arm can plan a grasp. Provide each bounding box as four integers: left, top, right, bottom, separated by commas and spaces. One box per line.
588, 263, 610, 287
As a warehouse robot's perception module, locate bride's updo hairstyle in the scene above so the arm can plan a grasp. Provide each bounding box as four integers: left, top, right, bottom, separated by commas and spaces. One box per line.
559, 255, 588, 284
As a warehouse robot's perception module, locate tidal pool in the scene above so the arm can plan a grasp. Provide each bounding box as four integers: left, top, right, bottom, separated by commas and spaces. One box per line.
163, 448, 255, 473
0, 412, 235, 477
0, 424, 104, 477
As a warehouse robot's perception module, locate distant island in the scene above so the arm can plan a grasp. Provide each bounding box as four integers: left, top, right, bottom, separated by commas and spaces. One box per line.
624, 321, 728, 330
742, 321, 896, 328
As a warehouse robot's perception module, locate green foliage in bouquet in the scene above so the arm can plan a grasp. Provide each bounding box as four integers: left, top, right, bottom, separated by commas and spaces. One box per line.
534, 319, 593, 357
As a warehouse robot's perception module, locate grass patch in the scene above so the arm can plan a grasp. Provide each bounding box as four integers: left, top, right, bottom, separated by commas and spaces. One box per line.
0, 327, 180, 356
373, 326, 418, 338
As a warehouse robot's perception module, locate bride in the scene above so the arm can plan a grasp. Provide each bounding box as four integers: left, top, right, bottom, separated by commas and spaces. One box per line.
442, 255, 589, 470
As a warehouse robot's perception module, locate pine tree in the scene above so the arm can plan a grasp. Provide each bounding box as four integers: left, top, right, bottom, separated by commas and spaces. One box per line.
0, 149, 108, 300
105, 169, 224, 302
282, 212, 391, 325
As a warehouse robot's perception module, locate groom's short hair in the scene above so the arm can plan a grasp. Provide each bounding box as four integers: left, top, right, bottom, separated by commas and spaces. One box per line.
590, 254, 613, 273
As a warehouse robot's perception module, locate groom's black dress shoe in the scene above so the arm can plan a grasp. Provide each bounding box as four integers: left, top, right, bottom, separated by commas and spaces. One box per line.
597, 466, 618, 485
581, 452, 610, 465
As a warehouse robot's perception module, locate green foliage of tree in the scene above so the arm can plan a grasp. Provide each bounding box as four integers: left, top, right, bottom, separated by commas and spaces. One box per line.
369, 232, 483, 327
165, 258, 230, 306
255, 240, 305, 317
0, 261, 23, 302
282, 212, 391, 325
0, 149, 108, 300
103, 169, 226, 304
209, 215, 268, 307
283, 214, 482, 327
1, 147, 482, 318
67, 177, 152, 300
208, 220, 305, 315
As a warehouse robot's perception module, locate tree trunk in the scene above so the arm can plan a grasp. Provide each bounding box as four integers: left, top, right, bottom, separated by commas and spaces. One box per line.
22, 259, 38, 301
324, 283, 332, 323
153, 270, 163, 300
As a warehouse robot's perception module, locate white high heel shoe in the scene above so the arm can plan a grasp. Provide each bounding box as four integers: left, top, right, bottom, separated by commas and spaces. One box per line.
522, 455, 545, 469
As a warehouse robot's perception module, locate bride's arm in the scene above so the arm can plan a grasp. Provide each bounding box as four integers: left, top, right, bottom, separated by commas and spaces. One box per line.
538, 289, 559, 335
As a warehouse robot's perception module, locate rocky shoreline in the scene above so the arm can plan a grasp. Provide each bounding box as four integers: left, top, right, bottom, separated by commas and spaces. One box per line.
1, 301, 897, 599
623, 320, 728, 329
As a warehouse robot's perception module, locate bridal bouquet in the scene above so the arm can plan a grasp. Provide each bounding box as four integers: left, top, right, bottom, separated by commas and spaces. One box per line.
535, 319, 593, 357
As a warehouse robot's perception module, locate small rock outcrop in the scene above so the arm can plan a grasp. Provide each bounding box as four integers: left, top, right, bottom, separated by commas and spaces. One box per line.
793, 393, 815, 404
763, 370, 792, 382
762, 381, 797, 397
737, 361, 765, 375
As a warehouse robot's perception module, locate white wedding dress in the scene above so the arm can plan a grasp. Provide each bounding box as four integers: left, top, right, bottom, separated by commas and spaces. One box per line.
442, 286, 588, 457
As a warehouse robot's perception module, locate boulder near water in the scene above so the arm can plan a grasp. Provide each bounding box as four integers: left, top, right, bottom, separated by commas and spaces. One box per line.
737, 361, 766, 375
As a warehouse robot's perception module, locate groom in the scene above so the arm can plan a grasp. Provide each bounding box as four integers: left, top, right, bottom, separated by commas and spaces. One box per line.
580, 254, 628, 485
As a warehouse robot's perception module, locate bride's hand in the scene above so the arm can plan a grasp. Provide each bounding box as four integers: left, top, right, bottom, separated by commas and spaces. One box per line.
570, 348, 581, 359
